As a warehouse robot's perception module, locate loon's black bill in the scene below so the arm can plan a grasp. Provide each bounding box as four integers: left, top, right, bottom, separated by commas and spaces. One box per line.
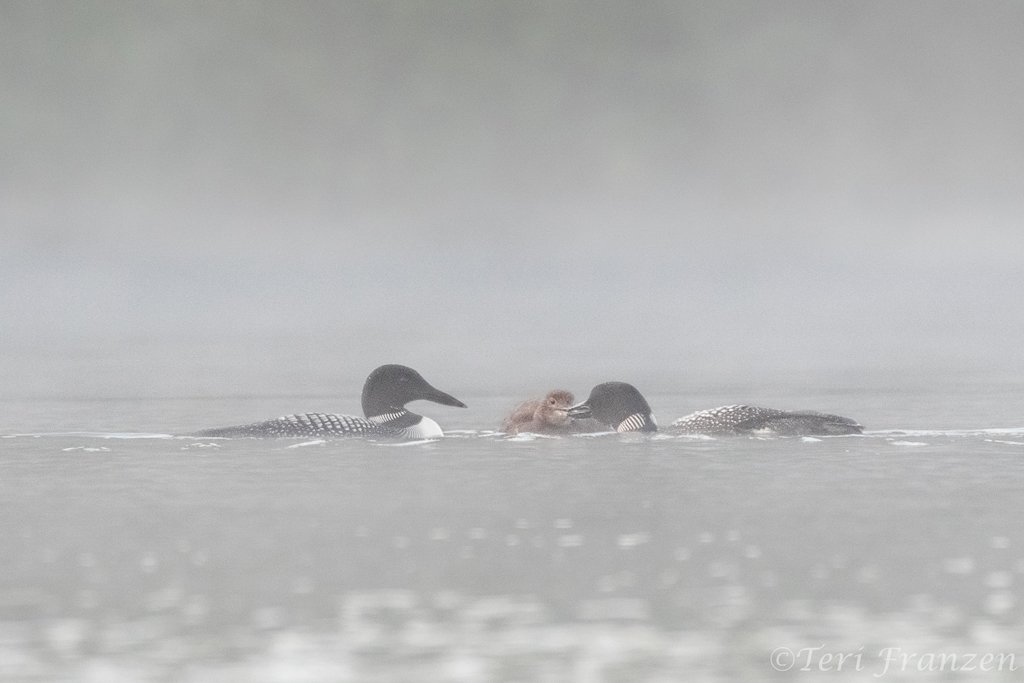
424, 387, 467, 408
567, 403, 592, 419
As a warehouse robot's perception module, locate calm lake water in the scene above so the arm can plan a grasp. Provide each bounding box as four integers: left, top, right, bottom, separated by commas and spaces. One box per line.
2, 380, 1023, 682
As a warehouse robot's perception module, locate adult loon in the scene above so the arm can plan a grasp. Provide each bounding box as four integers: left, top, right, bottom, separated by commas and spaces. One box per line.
567, 382, 862, 436
194, 364, 466, 439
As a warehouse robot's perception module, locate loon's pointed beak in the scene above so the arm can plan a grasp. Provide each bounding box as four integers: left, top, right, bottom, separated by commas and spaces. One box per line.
567, 402, 592, 419
422, 386, 467, 409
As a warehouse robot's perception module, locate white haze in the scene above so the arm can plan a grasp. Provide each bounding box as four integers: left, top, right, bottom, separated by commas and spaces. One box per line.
2, 1, 1023, 400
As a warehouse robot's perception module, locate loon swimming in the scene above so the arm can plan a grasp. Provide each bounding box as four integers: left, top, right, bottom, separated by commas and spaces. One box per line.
194, 364, 466, 439
567, 382, 862, 436
566, 382, 659, 433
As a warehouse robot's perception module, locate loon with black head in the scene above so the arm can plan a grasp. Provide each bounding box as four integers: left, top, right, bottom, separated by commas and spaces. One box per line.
568, 382, 862, 436
566, 382, 659, 433
193, 364, 466, 439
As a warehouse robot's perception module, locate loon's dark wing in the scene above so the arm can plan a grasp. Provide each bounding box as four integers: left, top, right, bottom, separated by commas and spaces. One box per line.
672, 405, 862, 436
194, 413, 391, 438
735, 410, 863, 436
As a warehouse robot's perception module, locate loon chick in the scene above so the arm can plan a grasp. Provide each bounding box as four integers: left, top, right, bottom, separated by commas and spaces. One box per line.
501, 389, 575, 435
194, 364, 466, 439
568, 382, 862, 436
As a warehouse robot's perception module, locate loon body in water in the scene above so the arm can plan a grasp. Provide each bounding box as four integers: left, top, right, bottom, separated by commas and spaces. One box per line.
567, 382, 862, 436
194, 364, 466, 439
566, 382, 659, 433
670, 405, 861, 436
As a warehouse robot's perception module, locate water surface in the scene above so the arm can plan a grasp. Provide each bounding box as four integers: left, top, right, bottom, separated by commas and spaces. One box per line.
3, 388, 1023, 681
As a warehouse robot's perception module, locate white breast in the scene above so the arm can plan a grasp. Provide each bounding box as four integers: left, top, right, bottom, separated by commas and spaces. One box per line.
400, 416, 444, 439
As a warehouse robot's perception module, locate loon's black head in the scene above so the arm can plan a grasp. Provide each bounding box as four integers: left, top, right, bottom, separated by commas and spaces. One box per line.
567, 382, 657, 433
361, 364, 467, 418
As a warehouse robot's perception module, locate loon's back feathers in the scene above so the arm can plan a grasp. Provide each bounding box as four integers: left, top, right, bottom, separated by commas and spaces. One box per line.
193, 364, 465, 439
671, 405, 863, 436
569, 383, 862, 436
194, 413, 386, 438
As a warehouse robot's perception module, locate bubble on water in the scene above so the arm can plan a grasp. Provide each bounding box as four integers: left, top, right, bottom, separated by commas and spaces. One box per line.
616, 532, 650, 548
985, 591, 1015, 616
45, 619, 88, 658
182, 595, 209, 625
557, 534, 584, 548
439, 653, 488, 681
181, 441, 221, 450
140, 553, 158, 573
985, 571, 1013, 589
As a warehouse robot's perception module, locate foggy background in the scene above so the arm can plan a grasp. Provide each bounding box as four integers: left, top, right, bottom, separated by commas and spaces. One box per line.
2, 0, 1023, 406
